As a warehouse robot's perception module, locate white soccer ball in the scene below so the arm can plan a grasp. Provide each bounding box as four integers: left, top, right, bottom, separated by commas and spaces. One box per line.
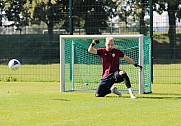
84, 82, 89, 86
8, 59, 21, 70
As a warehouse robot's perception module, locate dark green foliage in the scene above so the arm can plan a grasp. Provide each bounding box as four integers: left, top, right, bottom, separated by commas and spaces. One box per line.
0, 34, 59, 64
3, 0, 30, 29
0, 76, 17, 82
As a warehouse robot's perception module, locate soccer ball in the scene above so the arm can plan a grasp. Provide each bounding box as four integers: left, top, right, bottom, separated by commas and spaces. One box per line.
8, 59, 21, 70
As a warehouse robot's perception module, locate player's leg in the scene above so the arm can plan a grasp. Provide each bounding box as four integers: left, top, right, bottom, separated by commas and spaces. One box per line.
114, 70, 136, 99
110, 86, 122, 97
95, 84, 111, 97
96, 73, 121, 97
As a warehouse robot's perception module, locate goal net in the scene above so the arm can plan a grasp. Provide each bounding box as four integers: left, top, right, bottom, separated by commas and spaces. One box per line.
60, 35, 152, 94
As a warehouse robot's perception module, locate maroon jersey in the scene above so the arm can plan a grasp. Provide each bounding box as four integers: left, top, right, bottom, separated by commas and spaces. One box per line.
97, 48, 124, 79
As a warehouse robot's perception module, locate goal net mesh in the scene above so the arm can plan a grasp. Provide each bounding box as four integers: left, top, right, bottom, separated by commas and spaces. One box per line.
63, 36, 151, 93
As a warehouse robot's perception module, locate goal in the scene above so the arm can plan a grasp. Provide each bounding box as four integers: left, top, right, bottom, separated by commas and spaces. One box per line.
60, 35, 152, 94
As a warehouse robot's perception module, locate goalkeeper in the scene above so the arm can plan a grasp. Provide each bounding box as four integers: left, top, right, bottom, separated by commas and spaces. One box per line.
88, 36, 142, 99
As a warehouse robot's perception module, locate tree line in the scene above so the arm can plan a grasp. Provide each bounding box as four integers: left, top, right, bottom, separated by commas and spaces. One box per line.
0, 0, 181, 48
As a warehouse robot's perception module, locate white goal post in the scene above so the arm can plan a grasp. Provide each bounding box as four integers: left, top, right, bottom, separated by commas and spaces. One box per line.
60, 35, 144, 94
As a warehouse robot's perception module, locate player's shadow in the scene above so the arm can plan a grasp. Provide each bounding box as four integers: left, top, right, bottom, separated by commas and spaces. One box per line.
106, 93, 181, 100
51, 98, 71, 101
106, 95, 132, 98
140, 93, 181, 100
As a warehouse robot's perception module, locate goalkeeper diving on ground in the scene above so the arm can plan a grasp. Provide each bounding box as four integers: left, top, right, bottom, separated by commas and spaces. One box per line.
88, 36, 142, 99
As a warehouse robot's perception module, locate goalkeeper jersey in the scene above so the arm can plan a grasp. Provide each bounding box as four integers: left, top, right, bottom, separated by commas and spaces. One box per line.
97, 48, 124, 79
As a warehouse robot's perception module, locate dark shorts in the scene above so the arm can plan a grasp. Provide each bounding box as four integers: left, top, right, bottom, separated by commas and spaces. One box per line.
96, 70, 124, 97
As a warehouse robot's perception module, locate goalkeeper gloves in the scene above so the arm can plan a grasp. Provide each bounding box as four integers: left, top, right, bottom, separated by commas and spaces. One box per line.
91, 40, 99, 47
134, 64, 142, 70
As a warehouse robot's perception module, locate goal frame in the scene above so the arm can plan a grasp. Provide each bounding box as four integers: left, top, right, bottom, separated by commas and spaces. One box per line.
60, 34, 144, 94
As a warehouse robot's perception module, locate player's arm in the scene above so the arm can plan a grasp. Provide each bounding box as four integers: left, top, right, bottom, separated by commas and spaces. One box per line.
123, 55, 142, 70
88, 40, 99, 54
123, 55, 136, 65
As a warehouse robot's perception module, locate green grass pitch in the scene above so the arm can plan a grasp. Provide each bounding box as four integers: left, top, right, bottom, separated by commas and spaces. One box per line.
0, 82, 181, 126
0, 64, 181, 125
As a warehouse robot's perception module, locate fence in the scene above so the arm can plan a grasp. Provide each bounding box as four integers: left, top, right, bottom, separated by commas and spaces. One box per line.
0, 0, 181, 85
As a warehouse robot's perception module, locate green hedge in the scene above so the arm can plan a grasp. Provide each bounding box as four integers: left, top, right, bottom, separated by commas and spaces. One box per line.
0, 34, 60, 64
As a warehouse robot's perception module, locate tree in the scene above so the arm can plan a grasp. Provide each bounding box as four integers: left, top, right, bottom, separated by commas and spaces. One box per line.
2, 0, 31, 30
153, 0, 181, 58
110, 0, 150, 34
111, 0, 181, 58
69, 0, 109, 34
0, 0, 4, 26
32, 0, 69, 40
1, 0, 110, 36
